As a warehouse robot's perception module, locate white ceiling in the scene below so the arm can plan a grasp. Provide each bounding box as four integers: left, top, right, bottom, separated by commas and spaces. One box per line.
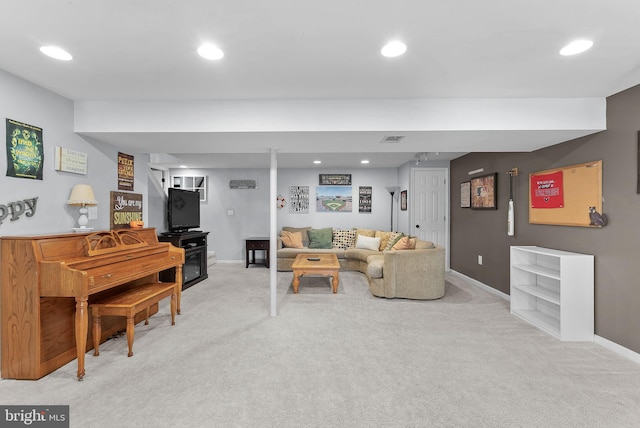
3, 1, 640, 168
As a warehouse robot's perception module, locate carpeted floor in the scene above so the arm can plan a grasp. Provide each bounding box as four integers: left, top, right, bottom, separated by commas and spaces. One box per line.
1, 263, 640, 428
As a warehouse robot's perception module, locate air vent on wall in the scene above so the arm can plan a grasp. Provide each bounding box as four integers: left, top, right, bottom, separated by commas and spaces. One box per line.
229, 179, 257, 189
380, 135, 405, 143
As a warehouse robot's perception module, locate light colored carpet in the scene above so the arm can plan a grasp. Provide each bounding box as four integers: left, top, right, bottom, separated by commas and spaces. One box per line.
2, 264, 640, 428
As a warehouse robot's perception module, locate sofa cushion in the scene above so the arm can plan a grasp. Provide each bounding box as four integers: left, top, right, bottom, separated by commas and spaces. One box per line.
345, 247, 379, 262
308, 227, 333, 249
366, 256, 384, 279
281, 231, 304, 248
282, 226, 312, 247
415, 239, 435, 249
355, 234, 380, 251
333, 228, 356, 249
355, 228, 376, 238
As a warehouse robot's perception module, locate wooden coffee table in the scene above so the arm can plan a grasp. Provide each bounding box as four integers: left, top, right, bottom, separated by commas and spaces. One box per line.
291, 253, 340, 294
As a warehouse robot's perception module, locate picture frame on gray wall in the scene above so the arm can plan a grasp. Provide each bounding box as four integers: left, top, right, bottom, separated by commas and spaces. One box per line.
470, 173, 497, 209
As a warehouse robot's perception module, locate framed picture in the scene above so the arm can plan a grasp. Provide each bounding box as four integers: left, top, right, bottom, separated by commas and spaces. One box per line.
359, 186, 372, 213
460, 182, 471, 208
400, 190, 407, 211
319, 174, 351, 185
470, 173, 497, 209
316, 186, 352, 212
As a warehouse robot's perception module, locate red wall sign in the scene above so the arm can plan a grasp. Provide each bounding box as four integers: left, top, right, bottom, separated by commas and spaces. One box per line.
531, 171, 564, 208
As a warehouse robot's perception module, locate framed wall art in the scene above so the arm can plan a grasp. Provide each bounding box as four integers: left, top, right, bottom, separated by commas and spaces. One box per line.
6, 118, 43, 180
460, 181, 471, 208
400, 190, 407, 211
470, 173, 497, 209
359, 186, 372, 213
319, 174, 351, 185
316, 186, 352, 212
289, 186, 309, 213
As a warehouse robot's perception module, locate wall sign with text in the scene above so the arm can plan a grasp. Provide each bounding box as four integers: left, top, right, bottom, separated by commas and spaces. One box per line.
117, 152, 134, 191
110, 191, 143, 229
54, 146, 87, 175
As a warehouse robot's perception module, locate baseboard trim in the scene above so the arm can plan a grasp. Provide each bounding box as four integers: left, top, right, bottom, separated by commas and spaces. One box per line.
448, 270, 510, 301
448, 271, 640, 365
594, 335, 640, 364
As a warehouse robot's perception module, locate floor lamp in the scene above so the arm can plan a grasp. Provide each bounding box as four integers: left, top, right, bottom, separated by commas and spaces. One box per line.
385, 186, 401, 232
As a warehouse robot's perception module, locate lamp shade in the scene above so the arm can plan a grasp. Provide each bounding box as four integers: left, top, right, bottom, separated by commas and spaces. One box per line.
67, 184, 98, 206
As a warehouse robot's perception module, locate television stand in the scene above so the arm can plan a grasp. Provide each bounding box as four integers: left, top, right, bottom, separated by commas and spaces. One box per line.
159, 231, 209, 290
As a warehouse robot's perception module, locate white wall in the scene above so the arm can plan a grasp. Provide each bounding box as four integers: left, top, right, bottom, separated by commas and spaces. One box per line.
167, 166, 400, 261
0, 70, 150, 236
277, 167, 398, 232
166, 168, 271, 261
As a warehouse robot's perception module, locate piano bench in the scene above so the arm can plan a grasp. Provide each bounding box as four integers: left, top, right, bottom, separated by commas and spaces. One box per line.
90, 282, 177, 358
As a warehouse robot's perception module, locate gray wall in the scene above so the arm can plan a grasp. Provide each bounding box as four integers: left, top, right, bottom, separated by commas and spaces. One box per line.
450, 83, 640, 354
0, 70, 150, 236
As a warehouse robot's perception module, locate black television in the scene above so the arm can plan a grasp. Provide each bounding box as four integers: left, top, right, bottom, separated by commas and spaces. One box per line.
167, 188, 200, 233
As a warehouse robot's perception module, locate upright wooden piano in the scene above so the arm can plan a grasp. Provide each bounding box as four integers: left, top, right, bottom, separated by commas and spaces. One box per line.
0, 228, 184, 380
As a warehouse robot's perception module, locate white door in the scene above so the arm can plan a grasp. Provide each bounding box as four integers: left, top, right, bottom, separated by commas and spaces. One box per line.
411, 168, 447, 249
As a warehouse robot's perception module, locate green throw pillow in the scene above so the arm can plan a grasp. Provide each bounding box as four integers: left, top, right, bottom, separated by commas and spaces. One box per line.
308, 227, 333, 249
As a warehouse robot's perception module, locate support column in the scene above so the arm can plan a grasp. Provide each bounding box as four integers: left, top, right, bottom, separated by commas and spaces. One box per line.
270, 149, 278, 317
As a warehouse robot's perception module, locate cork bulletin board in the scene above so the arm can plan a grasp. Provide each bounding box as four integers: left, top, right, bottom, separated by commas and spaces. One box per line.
529, 160, 603, 227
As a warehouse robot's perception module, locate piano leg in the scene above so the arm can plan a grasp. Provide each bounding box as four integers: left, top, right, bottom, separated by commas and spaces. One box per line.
75, 297, 88, 381
126, 316, 135, 357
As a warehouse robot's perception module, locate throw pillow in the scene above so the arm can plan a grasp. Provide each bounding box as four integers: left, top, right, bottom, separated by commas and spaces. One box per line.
354, 228, 376, 247
308, 227, 333, 249
392, 236, 417, 250
333, 228, 356, 249
384, 232, 404, 251
375, 230, 393, 251
282, 226, 312, 247
280, 231, 303, 248
355, 234, 381, 251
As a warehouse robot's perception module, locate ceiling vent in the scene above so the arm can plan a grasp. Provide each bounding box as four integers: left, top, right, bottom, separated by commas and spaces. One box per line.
229, 179, 257, 189
380, 135, 405, 143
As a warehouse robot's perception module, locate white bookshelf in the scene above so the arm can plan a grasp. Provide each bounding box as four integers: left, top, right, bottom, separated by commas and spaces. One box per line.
510, 246, 594, 341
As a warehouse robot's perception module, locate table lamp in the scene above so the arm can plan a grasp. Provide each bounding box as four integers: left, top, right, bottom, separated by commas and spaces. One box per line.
67, 184, 98, 232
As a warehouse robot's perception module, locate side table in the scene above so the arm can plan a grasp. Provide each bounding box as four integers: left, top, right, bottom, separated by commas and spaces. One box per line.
246, 237, 270, 268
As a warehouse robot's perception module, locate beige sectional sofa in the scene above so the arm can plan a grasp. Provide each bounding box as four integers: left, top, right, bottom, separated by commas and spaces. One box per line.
277, 226, 445, 300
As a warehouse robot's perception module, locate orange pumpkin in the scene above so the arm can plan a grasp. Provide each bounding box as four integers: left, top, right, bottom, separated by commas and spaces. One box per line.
129, 220, 144, 229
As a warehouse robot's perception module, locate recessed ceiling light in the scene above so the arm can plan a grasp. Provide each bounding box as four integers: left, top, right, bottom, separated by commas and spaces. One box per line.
381, 41, 407, 58
198, 44, 224, 60
39, 46, 72, 61
361, 160, 370, 164
559, 39, 593, 56
313, 160, 322, 164
179, 165, 188, 168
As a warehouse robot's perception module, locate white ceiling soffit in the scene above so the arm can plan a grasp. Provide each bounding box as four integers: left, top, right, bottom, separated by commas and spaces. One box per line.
76, 98, 605, 168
